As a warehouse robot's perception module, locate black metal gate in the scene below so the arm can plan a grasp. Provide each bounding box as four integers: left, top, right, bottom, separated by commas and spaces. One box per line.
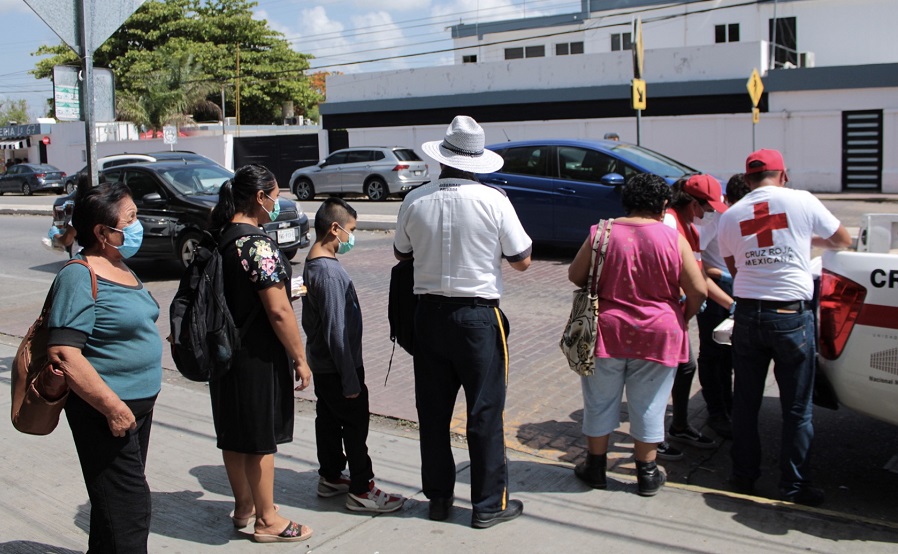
233, 133, 320, 190
841, 110, 883, 192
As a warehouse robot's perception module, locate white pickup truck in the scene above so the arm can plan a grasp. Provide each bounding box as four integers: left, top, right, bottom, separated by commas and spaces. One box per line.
816, 213, 898, 426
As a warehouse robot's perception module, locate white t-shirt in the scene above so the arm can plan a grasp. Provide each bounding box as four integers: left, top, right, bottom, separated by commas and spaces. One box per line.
718, 186, 841, 301
394, 178, 532, 299
696, 212, 726, 272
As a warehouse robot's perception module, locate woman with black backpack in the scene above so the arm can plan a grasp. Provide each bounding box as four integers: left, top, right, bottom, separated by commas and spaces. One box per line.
207, 164, 314, 543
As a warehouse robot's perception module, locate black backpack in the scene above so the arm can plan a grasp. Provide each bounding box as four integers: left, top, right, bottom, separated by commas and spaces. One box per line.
169, 224, 261, 382
388, 258, 416, 355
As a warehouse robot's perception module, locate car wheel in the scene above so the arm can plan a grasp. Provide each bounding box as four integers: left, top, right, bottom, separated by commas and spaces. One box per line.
22, 183, 33, 196
65, 181, 75, 194
365, 177, 388, 201
281, 247, 299, 261
177, 231, 202, 268
294, 178, 314, 201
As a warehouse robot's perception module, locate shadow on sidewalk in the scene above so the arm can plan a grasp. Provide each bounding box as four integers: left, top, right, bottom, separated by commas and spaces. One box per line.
702, 492, 898, 543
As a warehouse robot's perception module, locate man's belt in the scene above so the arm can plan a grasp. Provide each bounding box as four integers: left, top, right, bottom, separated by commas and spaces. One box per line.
735, 297, 808, 312
420, 293, 499, 307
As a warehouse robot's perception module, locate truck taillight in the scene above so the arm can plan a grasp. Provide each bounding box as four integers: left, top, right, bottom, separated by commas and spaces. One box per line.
818, 269, 866, 360
392, 164, 409, 172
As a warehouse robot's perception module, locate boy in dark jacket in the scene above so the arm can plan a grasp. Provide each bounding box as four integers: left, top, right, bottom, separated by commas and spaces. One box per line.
301, 197, 405, 513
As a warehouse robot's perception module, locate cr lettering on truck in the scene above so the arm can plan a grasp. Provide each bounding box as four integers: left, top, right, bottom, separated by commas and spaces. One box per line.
870, 269, 898, 288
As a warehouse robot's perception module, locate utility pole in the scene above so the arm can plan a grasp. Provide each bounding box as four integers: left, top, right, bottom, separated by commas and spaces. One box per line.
78, 0, 98, 188
236, 44, 241, 135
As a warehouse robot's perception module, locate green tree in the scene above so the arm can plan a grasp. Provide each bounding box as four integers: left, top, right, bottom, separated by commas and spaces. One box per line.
116, 47, 218, 135
0, 98, 30, 125
32, 0, 319, 125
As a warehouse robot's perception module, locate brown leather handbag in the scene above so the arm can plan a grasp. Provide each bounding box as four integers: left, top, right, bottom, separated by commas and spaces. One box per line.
11, 259, 97, 435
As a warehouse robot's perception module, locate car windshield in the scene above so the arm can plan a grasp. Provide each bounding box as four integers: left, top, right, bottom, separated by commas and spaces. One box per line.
608, 144, 697, 179
160, 165, 233, 195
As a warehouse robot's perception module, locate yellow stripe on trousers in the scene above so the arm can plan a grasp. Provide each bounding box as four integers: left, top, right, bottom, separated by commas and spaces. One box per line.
493, 307, 509, 511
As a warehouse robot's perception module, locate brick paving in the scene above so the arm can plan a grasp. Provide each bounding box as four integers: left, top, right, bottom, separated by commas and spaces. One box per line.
291, 230, 705, 478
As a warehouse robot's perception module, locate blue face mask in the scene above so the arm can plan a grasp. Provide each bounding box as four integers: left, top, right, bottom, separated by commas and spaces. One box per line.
265, 192, 280, 222
337, 225, 355, 255
107, 220, 143, 258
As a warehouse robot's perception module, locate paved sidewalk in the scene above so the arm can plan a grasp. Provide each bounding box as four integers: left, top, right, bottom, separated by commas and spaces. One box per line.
1, 336, 897, 553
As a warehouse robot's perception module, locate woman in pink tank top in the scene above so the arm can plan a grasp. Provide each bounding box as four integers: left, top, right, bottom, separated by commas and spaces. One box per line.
567, 173, 706, 497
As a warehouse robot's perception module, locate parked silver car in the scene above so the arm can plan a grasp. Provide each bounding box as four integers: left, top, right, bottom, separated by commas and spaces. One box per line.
0, 163, 66, 195
289, 147, 429, 201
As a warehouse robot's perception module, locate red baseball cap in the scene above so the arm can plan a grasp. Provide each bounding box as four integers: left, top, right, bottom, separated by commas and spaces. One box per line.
684, 174, 727, 213
745, 149, 789, 181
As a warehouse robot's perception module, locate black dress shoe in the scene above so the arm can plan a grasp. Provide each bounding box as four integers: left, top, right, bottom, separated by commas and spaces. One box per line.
428, 496, 454, 521
471, 499, 524, 529
780, 486, 824, 507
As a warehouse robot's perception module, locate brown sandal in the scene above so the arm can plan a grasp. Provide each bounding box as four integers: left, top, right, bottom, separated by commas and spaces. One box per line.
253, 520, 313, 543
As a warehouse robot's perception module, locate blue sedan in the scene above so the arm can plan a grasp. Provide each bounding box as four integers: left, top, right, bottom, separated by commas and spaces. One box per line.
478, 139, 700, 247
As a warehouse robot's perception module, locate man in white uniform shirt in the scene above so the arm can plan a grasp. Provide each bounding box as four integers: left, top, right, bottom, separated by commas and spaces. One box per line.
717, 149, 850, 506
394, 116, 532, 528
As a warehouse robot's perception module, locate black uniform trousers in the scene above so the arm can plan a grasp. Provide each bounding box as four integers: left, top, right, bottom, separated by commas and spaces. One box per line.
65, 392, 155, 554
313, 367, 375, 495
413, 297, 511, 514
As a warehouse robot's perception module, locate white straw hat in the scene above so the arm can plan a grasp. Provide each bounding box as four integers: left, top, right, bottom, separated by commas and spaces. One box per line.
421, 116, 504, 174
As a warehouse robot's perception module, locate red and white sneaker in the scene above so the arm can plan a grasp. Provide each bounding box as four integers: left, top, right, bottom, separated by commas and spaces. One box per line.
345, 481, 405, 513
317, 471, 351, 498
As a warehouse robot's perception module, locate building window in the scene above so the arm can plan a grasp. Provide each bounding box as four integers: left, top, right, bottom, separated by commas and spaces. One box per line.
611, 32, 632, 52
506, 45, 545, 60
715, 23, 740, 43
462, 55, 477, 64
769, 16, 797, 67
556, 41, 584, 56
525, 45, 545, 58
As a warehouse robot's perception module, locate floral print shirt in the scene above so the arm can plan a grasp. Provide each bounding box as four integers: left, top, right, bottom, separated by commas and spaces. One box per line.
235, 235, 288, 288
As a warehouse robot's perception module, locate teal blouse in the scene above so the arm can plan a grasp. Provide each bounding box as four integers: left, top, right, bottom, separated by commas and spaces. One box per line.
47, 258, 163, 400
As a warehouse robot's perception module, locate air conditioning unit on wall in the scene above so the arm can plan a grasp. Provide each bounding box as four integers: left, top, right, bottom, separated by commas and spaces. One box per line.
799, 51, 815, 68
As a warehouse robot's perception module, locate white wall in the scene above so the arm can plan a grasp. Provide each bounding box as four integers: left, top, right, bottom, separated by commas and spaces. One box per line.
40, 122, 234, 175
328, 41, 767, 103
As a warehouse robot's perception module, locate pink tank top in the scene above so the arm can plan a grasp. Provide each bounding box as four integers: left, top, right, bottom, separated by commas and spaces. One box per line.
593, 221, 689, 366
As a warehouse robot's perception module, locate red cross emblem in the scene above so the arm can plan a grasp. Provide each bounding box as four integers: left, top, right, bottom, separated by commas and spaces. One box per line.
739, 202, 788, 247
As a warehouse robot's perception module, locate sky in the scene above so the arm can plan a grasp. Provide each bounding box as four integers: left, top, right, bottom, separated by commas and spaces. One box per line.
0, 0, 580, 121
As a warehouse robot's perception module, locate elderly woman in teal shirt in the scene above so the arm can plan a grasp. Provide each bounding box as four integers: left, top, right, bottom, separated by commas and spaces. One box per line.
47, 179, 162, 554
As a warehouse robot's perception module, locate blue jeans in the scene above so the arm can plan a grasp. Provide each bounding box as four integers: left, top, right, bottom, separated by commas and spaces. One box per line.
729, 305, 816, 496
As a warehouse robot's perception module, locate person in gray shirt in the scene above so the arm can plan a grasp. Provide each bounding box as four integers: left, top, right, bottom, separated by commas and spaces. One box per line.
302, 197, 405, 514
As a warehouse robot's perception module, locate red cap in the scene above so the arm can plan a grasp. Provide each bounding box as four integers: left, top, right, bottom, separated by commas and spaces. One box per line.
745, 149, 788, 181
684, 174, 727, 213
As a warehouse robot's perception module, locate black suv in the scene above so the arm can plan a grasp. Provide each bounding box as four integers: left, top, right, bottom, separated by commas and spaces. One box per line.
52, 161, 310, 266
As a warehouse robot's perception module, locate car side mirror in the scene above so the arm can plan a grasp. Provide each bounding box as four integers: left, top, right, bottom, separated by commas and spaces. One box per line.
600, 173, 625, 188
141, 192, 165, 206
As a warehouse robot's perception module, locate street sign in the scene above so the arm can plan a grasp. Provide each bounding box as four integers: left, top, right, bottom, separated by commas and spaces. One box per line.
52, 65, 115, 122
633, 18, 645, 80
747, 68, 764, 108
752, 107, 760, 124
163, 126, 178, 145
25, 0, 146, 55
632, 79, 647, 111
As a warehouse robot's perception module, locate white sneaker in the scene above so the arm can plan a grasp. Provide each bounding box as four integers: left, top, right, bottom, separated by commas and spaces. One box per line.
345, 482, 405, 513
317, 471, 351, 498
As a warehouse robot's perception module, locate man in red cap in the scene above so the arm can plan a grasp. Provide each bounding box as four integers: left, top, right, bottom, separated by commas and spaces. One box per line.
659, 174, 735, 460
717, 149, 850, 506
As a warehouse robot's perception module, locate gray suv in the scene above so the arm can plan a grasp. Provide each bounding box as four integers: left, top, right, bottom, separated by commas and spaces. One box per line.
289, 146, 429, 201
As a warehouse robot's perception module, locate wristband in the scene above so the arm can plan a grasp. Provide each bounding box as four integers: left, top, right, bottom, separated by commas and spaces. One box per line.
728, 301, 737, 316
